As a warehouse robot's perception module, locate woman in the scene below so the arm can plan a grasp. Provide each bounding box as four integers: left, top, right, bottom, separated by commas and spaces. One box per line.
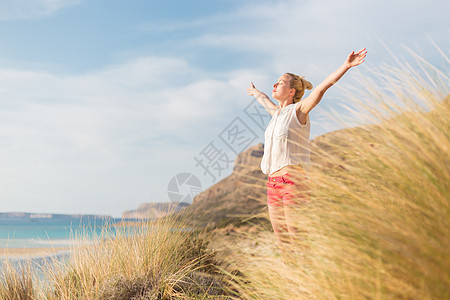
247, 48, 367, 262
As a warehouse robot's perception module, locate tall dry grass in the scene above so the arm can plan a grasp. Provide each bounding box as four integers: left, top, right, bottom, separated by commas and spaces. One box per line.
0, 263, 35, 300
225, 51, 449, 299
0, 211, 237, 299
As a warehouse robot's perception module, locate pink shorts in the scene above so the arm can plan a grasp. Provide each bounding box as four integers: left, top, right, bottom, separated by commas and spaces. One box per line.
266, 172, 311, 207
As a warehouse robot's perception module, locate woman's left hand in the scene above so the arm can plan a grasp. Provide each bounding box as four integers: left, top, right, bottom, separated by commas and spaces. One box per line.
346, 48, 367, 68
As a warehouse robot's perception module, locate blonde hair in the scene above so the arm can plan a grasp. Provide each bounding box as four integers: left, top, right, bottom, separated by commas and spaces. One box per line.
285, 73, 313, 103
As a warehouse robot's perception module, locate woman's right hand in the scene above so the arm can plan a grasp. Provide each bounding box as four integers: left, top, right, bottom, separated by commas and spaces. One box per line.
247, 82, 259, 96
247, 82, 277, 115
345, 48, 367, 68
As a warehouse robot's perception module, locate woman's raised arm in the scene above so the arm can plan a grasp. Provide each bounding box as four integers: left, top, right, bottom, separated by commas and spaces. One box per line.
297, 48, 367, 115
247, 82, 279, 116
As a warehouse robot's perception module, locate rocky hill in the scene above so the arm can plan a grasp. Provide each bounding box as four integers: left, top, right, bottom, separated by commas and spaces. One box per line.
178, 143, 268, 228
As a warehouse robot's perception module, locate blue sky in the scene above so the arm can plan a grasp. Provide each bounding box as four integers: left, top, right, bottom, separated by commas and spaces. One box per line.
0, 0, 448, 217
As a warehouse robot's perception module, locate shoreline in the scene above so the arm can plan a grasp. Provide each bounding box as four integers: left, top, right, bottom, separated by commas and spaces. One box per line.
0, 247, 71, 259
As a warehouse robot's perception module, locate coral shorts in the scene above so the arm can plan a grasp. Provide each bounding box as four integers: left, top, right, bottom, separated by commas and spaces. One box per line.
266, 172, 311, 207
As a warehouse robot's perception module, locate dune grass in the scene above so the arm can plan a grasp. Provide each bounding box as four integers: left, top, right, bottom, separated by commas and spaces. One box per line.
0, 263, 35, 300
222, 51, 449, 299
0, 211, 239, 299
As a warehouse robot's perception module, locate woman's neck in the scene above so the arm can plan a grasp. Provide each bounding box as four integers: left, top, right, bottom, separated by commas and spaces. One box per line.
279, 99, 294, 109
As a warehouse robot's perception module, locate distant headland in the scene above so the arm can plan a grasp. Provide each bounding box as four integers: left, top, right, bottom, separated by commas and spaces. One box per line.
0, 212, 112, 219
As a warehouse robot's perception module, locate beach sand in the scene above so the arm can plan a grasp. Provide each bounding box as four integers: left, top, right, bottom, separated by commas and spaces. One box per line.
0, 247, 71, 259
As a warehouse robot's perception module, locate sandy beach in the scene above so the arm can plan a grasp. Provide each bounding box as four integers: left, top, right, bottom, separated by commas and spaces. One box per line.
0, 247, 71, 259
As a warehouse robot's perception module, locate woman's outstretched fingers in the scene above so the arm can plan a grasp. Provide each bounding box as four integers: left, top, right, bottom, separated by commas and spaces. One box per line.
356, 48, 366, 54
346, 48, 367, 67
247, 82, 256, 95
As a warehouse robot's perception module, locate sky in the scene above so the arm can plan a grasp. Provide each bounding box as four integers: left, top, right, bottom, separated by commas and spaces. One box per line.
0, 0, 448, 217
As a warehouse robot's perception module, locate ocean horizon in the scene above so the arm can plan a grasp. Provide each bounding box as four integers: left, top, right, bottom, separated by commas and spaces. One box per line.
0, 214, 135, 250
0, 213, 191, 277
0, 214, 141, 276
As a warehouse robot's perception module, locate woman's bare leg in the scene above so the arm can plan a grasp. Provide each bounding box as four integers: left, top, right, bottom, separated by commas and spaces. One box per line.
284, 203, 310, 261
268, 204, 294, 263
283, 171, 312, 261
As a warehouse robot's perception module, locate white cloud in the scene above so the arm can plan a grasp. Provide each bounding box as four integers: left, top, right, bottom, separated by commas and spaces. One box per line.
0, 55, 270, 216
183, 0, 448, 75
0, 0, 81, 21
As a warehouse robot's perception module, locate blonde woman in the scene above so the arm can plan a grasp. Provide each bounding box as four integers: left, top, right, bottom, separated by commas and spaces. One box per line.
247, 48, 367, 262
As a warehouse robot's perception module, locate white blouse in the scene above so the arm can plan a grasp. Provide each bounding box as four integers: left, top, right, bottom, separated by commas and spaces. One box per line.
260, 102, 311, 175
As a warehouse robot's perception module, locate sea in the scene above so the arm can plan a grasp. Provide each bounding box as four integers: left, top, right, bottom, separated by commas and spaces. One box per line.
0, 215, 124, 249
0, 215, 138, 276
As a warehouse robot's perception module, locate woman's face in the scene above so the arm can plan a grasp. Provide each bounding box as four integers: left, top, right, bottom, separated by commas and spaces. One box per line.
272, 74, 295, 101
